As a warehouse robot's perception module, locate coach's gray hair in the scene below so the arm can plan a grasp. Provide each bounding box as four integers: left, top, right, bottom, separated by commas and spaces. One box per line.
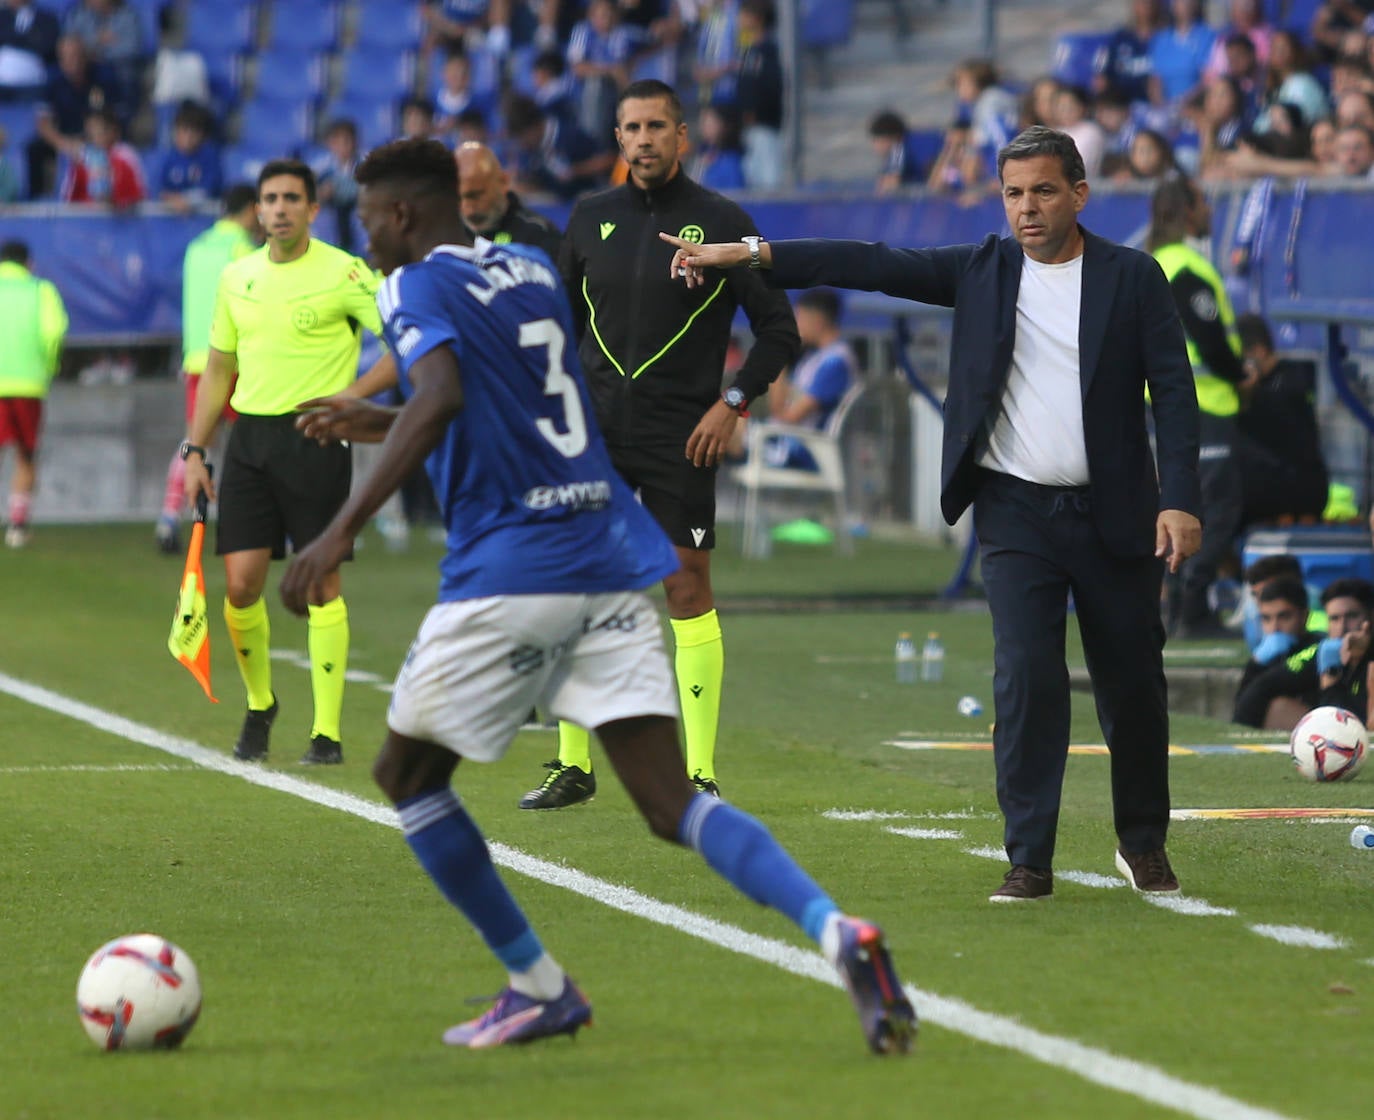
996, 126, 1086, 185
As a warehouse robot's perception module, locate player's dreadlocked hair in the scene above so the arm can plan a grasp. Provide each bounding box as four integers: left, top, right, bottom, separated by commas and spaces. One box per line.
355, 138, 459, 198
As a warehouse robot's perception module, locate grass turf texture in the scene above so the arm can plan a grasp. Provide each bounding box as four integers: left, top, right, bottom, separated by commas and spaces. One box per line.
1, 523, 1370, 1120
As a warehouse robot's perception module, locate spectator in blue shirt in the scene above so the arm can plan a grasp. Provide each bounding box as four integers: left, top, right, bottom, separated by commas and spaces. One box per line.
505, 91, 615, 200
424, 0, 505, 54
157, 100, 221, 212
688, 101, 745, 190
531, 49, 577, 125
434, 50, 496, 139
1096, 0, 1167, 103
315, 117, 360, 252
1148, 0, 1216, 111
736, 0, 783, 189
868, 109, 924, 194
568, 0, 643, 140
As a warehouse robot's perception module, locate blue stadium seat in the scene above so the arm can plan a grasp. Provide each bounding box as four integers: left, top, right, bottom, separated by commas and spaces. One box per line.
203, 50, 245, 112
237, 98, 314, 155
185, 1, 257, 57
321, 96, 399, 153
466, 45, 504, 100
800, 0, 854, 49
355, 0, 423, 52
336, 46, 416, 102
264, 0, 341, 54
254, 49, 327, 104
125, 0, 166, 56
221, 142, 276, 186
1051, 31, 1112, 92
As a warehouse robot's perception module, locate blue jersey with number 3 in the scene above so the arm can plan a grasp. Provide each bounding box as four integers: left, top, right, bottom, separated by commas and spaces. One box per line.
377, 241, 678, 602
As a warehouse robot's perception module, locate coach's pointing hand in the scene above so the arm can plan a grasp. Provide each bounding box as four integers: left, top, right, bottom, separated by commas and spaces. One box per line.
660, 232, 766, 290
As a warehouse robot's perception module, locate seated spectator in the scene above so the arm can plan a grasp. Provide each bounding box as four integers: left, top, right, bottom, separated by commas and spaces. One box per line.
1334, 87, 1374, 129
1019, 74, 1061, 130
434, 50, 495, 138
1209, 113, 1329, 179
315, 118, 360, 253
43, 104, 144, 206
1148, 0, 1216, 113
952, 57, 1018, 174
0, 0, 60, 99
1203, 0, 1273, 80
567, 0, 642, 141
531, 48, 576, 124
1209, 33, 1264, 121
925, 121, 979, 196
1331, 121, 1374, 177
0, 122, 17, 201
157, 101, 221, 213
400, 96, 442, 142
688, 101, 746, 191
63, 0, 142, 120
1310, 0, 1374, 63
1095, 0, 1166, 104
1110, 127, 1178, 182
424, 0, 507, 55
693, 0, 741, 109
1233, 574, 1324, 703
1094, 85, 1139, 171
26, 35, 117, 198
1234, 312, 1329, 531
504, 91, 614, 201
1311, 116, 1340, 168
1193, 76, 1249, 177
1233, 577, 1374, 729
736, 0, 782, 190
868, 109, 924, 194
454, 105, 492, 147
1253, 31, 1330, 135
1328, 55, 1374, 102
1052, 84, 1105, 179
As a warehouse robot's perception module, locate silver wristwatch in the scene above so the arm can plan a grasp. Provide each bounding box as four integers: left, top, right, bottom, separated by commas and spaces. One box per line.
741, 235, 762, 269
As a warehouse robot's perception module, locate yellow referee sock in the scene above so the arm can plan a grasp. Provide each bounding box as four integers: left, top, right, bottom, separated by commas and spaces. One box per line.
224, 597, 273, 711
671, 609, 723, 782
556, 722, 592, 772
307, 597, 349, 742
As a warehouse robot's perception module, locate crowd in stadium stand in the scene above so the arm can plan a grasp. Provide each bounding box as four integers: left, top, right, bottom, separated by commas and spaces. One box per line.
867, 0, 1374, 199
0, 0, 786, 209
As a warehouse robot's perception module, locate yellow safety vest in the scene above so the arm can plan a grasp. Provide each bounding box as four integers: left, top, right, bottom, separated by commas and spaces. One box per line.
1152, 241, 1240, 418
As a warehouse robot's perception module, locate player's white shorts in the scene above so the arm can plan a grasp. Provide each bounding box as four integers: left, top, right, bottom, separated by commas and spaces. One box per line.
386, 591, 679, 761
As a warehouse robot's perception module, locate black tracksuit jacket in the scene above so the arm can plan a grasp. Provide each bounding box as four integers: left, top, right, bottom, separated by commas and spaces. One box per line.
559, 170, 799, 447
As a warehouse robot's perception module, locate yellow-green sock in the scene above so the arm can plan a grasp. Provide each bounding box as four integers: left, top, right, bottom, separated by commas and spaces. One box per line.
671, 609, 723, 781
223, 597, 273, 711
307, 597, 349, 741
557, 721, 592, 772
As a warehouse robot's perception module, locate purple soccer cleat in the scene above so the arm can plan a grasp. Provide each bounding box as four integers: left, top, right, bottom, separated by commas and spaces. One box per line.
442, 978, 592, 1049
833, 918, 917, 1055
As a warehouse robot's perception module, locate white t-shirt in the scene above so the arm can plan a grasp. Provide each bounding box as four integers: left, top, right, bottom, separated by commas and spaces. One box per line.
977, 253, 1089, 486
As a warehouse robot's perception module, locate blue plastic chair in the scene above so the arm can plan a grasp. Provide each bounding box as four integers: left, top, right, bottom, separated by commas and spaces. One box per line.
321, 97, 399, 152
1051, 31, 1113, 91
254, 49, 327, 104
263, 0, 341, 54
185, 1, 257, 57
354, 0, 424, 51
337, 46, 416, 102
237, 98, 314, 155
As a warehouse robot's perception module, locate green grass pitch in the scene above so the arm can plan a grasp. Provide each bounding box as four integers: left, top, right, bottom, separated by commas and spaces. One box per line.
1, 524, 1370, 1120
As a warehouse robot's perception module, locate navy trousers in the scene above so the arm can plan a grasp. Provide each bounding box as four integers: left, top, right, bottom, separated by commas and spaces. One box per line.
975, 471, 1171, 869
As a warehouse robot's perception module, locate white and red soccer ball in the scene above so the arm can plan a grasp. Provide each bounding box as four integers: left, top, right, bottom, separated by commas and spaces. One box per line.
1289, 706, 1369, 782
76, 934, 202, 1051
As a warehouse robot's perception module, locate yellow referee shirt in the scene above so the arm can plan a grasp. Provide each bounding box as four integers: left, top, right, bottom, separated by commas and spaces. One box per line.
209, 238, 382, 416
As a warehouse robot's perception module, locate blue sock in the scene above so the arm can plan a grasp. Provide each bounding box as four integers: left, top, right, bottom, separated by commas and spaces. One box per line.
398, 788, 544, 972
678, 793, 839, 943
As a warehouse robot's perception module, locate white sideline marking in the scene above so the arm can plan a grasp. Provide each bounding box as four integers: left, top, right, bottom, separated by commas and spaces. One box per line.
0, 763, 199, 774
823, 809, 992, 822
885, 827, 964, 841
965, 845, 1007, 861
268, 649, 393, 691
0, 672, 1300, 1120
1249, 925, 1349, 950
1059, 871, 1126, 890
1144, 895, 1237, 918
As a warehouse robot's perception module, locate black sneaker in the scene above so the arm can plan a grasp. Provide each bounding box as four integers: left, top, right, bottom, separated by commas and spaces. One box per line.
690, 773, 721, 798
1114, 848, 1180, 893
300, 734, 343, 765
988, 865, 1053, 903
518, 760, 595, 810
233, 698, 278, 762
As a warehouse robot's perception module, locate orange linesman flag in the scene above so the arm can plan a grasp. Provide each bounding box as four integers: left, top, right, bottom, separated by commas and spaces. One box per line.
167, 487, 217, 702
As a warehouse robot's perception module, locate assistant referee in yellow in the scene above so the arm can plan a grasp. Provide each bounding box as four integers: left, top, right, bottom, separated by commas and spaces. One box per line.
182, 158, 382, 766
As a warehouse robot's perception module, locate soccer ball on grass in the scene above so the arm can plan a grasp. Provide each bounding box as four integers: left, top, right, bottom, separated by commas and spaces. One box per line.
76, 934, 202, 1050
1288, 706, 1368, 782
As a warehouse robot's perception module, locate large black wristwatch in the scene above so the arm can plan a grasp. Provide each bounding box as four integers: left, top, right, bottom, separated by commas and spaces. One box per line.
178, 440, 207, 462
722, 386, 750, 416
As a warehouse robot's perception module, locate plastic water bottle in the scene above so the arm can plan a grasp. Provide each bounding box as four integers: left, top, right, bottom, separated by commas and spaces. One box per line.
921, 632, 945, 682
894, 632, 917, 684
1352, 825, 1374, 850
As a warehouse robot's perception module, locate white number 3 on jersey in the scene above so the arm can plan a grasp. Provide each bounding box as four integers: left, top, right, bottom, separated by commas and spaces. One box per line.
521, 318, 588, 458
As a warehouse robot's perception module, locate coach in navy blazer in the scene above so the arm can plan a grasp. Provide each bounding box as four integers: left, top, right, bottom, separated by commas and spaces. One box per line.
663, 127, 1203, 902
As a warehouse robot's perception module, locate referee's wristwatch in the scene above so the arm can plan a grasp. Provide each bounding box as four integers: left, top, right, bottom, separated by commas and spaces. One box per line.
178, 440, 207, 462
721, 386, 750, 417
741, 235, 763, 269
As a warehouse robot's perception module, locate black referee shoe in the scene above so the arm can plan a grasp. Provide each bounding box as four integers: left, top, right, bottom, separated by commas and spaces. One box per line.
300, 734, 343, 765
233, 698, 278, 762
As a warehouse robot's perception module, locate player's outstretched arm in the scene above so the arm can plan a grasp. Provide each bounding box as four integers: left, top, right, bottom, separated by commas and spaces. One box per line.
295, 396, 398, 444
340, 350, 400, 399
659, 232, 766, 289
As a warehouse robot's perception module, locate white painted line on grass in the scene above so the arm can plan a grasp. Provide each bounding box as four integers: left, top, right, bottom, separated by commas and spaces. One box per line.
1248, 925, 1349, 950
0, 763, 199, 774
823, 809, 993, 822
1058, 871, 1126, 889
964, 845, 1006, 861
885, 827, 964, 841
1144, 895, 1238, 918
268, 649, 393, 690
0, 671, 1302, 1120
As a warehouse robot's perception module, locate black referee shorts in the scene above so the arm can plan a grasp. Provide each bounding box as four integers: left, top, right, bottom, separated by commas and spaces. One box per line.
608, 439, 717, 550
216, 414, 353, 561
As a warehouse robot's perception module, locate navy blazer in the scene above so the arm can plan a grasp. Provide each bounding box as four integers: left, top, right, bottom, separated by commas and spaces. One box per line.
767, 228, 1202, 558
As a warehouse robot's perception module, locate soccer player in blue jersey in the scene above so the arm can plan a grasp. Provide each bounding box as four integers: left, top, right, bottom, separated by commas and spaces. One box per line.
278, 138, 916, 1055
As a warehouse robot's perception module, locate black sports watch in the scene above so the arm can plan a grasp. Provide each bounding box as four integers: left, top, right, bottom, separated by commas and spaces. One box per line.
722, 386, 750, 416
179, 440, 207, 462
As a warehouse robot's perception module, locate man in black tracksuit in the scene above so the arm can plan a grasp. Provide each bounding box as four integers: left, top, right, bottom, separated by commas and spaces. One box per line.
455, 141, 563, 263
517, 78, 799, 810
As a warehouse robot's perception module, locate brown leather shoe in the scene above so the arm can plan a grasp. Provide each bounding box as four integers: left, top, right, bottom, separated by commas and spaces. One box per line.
989, 865, 1053, 902
1114, 848, 1180, 893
